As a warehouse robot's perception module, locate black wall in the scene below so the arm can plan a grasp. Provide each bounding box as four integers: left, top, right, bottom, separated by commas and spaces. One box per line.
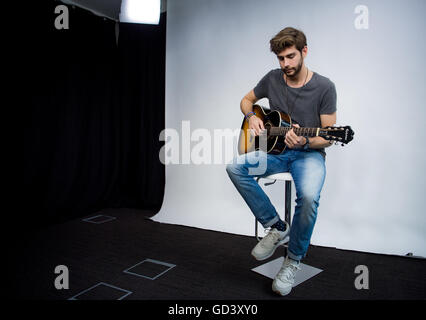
21, 1, 166, 229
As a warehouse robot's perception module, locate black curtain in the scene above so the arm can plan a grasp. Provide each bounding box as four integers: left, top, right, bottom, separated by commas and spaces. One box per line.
21, 1, 166, 229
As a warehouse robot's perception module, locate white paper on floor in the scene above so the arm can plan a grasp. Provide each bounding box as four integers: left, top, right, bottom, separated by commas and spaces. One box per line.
251, 257, 323, 287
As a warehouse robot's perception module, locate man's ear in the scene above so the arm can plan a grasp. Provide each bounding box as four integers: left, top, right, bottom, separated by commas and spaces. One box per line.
301, 46, 308, 58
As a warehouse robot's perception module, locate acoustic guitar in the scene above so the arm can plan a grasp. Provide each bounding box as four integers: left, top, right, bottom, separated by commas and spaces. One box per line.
238, 105, 354, 155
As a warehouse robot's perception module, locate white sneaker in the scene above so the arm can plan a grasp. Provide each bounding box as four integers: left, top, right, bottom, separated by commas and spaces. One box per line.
272, 256, 301, 296
251, 225, 289, 261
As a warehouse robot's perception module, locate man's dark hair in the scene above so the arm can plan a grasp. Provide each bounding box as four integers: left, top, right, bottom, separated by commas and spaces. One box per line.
270, 27, 307, 54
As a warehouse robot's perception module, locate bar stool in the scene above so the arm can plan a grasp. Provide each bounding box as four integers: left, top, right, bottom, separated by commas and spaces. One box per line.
255, 172, 293, 254
252, 172, 324, 285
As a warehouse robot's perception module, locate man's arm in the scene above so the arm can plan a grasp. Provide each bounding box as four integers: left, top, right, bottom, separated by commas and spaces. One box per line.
240, 89, 257, 114
308, 112, 337, 149
285, 112, 337, 149
240, 90, 265, 136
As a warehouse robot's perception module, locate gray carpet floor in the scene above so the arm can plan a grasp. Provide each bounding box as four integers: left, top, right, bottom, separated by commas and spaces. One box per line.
9, 208, 426, 301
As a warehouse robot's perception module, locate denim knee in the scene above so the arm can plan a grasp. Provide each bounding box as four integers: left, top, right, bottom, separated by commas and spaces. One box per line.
299, 193, 319, 204
296, 193, 320, 209
226, 163, 235, 176
226, 162, 243, 176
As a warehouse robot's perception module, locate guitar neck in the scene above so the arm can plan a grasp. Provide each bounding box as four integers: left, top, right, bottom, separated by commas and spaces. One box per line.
269, 127, 320, 137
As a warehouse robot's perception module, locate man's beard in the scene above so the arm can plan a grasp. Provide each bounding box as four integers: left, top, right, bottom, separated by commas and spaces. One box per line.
283, 58, 303, 79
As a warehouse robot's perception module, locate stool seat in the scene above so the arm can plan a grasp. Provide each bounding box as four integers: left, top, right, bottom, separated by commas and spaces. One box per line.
262, 172, 293, 181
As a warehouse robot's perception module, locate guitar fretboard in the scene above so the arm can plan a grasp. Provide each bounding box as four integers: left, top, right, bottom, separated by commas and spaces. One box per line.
269, 127, 320, 137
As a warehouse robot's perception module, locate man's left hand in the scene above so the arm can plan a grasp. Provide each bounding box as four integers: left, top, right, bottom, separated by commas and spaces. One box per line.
285, 124, 306, 149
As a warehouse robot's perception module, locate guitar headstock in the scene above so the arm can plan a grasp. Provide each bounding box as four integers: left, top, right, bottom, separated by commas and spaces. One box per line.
319, 126, 354, 145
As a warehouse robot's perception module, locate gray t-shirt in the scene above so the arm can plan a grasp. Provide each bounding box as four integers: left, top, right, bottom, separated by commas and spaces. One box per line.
253, 68, 337, 157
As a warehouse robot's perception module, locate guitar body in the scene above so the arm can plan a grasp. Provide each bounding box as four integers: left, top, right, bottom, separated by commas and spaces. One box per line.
238, 105, 292, 155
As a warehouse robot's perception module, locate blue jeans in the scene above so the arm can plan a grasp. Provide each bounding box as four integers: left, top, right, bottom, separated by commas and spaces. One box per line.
226, 149, 326, 261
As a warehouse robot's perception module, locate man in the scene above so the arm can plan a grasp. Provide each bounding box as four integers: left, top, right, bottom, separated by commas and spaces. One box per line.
226, 27, 337, 296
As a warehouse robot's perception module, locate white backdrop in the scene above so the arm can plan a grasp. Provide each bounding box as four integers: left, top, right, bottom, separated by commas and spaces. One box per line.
153, 0, 426, 258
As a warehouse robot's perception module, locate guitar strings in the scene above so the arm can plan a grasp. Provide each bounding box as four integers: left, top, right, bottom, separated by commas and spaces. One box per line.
269, 127, 343, 137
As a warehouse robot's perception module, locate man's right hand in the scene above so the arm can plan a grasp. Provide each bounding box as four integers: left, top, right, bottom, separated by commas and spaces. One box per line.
248, 115, 265, 136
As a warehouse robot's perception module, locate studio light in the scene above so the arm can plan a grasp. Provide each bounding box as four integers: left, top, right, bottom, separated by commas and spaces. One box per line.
119, 0, 161, 25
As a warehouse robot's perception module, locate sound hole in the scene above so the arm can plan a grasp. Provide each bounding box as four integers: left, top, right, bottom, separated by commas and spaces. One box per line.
264, 122, 274, 140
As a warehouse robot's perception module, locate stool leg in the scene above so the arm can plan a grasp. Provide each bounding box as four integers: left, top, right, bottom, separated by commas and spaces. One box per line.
255, 177, 261, 242
284, 180, 292, 256
285, 180, 292, 226
255, 218, 260, 242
